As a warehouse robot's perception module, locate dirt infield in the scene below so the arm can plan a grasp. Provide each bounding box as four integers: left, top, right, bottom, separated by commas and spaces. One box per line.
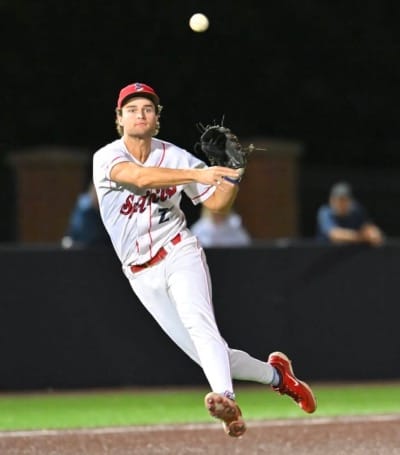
0, 414, 399, 455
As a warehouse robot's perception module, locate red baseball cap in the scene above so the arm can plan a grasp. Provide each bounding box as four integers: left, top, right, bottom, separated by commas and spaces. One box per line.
117, 82, 160, 108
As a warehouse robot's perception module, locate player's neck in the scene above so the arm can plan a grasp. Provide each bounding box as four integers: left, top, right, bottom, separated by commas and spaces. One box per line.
123, 135, 152, 163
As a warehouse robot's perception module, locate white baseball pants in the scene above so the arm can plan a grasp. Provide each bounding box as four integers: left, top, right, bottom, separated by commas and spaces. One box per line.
123, 234, 275, 394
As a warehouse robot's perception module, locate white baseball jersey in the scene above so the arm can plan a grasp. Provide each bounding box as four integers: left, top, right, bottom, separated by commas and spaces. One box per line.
92, 137, 215, 265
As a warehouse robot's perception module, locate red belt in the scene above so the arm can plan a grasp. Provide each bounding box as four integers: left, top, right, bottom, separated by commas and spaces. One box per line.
130, 233, 182, 273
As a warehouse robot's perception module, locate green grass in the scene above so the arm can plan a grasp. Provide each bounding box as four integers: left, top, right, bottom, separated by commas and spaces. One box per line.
0, 382, 399, 431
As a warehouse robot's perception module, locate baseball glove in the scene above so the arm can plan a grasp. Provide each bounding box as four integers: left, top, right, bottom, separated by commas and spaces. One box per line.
195, 123, 250, 170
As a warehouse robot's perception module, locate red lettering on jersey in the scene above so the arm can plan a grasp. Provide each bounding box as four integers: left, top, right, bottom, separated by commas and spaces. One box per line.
120, 186, 177, 218
160, 187, 177, 201
137, 195, 147, 213
120, 194, 134, 215
165, 187, 177, 198
159, 189, 167, 201
147, 192, 159, 205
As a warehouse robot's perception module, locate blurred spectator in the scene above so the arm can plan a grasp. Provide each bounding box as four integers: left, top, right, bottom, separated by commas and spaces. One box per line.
190, 206, 251, 247
61, 183, 109, 248
316, 182, 384, 246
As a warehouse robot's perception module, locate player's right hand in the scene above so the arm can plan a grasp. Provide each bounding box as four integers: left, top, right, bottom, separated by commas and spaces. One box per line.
196, 166, 241, 186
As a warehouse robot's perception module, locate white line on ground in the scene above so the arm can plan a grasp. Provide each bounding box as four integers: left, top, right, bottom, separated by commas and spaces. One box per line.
0, 414, 399, 438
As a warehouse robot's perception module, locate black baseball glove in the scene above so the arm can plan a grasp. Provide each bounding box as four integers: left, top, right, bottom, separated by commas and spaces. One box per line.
195, 123, 250, 170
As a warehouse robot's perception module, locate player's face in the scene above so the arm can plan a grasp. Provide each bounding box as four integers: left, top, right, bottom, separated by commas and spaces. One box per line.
118, 97, 158, 138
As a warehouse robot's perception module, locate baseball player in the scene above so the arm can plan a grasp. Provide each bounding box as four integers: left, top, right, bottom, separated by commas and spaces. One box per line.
92, 82, 317, 437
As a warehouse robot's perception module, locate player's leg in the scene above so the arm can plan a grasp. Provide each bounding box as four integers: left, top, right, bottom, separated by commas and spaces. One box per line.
125, 252, 237, 395
124, 240, 272, 389
124, 251, 246, 437
166, 237, 246, 436
229, 349, 276, 383
166, 239, 316, 415
165, 239, 279, 388
127, 266, 275, 387
123, 261, 202, 366
124, 238, 316, 419
166, 237, 234, 396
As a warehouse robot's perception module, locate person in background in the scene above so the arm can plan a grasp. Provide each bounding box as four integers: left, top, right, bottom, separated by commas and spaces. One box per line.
190, 206, 251, 247
61, 182, 109, 248
316, 181, 384, 246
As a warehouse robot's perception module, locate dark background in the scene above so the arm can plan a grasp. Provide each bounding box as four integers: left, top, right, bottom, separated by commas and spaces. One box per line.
1, 0, 399, 241
1, 243, 399, 389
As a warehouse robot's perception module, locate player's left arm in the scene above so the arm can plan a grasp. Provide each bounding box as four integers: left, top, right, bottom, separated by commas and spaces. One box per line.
202, 179, 239, 214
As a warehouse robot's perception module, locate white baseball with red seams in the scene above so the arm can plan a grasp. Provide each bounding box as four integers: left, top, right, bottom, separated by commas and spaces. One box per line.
93, 135, 276, 395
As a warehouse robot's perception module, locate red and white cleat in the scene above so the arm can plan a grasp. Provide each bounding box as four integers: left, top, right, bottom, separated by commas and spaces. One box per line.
268, 351, 317, 414
204, 392, 246, 437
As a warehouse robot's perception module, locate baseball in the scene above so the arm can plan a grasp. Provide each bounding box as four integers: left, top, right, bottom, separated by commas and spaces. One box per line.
189, 13, 209, 33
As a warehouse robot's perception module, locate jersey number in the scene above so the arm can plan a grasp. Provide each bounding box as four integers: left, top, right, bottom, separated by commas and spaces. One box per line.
158, 208, 170, 224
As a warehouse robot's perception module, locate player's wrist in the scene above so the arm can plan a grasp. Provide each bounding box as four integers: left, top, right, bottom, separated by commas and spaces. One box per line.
223, 176, 241, 185
223, 168, 245, 185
